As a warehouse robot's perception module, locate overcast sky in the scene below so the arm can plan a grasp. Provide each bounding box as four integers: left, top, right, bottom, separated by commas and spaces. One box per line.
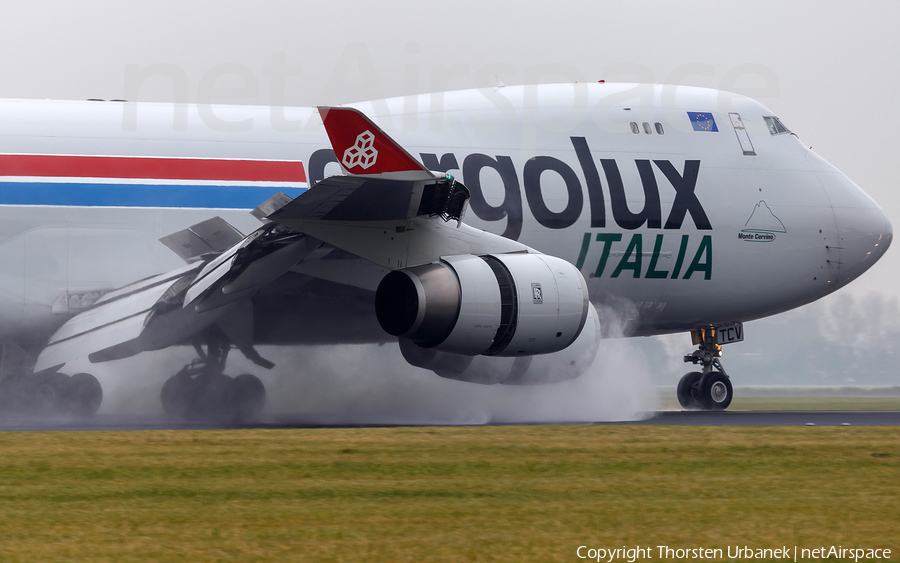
1, 0, 897, 384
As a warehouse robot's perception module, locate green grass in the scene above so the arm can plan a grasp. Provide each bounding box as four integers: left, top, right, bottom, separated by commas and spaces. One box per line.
0, 427, 897, 562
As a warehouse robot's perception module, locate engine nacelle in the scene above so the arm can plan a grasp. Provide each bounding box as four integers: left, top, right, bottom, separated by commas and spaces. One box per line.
397, 301, 601, 385
375, 253, 589, 357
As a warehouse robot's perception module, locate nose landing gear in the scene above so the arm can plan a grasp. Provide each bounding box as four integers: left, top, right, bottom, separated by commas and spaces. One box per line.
677, 327, 734, 410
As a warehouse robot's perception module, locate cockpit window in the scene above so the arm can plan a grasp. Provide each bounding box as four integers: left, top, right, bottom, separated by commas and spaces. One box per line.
763, 116, 791, 135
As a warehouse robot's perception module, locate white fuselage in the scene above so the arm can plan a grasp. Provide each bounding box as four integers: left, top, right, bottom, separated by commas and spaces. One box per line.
0, 84, 891, 340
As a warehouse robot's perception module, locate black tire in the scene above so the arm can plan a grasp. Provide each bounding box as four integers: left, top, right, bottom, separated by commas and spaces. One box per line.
163, 373, 230, 421
231, 374, 266, 421
698, 371, 733, 410
30, 372, 72, 414
161, 372, 193, 418
163, 372, 244, 421
195, 374, 234, 420
68, 373, 103, 417
676, 371, 703, 409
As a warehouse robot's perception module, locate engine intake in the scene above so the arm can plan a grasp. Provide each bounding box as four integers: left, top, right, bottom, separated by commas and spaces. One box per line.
375, 253, 589, 357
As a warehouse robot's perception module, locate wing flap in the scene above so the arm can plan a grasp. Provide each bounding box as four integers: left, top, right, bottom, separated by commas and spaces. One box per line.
221, 236, 322, 296
94, 262, 201, 306
269, 176, 415, 223
251, 191, 295, 221
183, 257, 235, 307
48, 279, 184, 346
159, 216, 245, 262
36, 314, 149, 372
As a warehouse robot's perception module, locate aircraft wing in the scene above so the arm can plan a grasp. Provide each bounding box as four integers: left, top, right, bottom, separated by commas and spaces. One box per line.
268, 107, 526, 270
35, 106, 531, 372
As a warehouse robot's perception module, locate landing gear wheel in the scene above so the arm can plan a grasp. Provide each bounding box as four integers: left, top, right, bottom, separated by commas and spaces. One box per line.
161, 329, 271, 422
698, 371, 732, 410
68, 373, 103, 417
676, 371, 703, 409
231, 374, 265, 421
31, 372, 72, 414
681, 327, 738, 411
193, 373, 234, 421
162, 371, 239, 421
161, 371, 193, 418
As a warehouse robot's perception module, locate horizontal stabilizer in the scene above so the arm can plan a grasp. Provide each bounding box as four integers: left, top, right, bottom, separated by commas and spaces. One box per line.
160, 216, 245, 262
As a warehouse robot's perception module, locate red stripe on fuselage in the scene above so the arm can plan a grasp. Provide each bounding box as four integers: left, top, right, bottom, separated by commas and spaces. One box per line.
0, 155, 306, 183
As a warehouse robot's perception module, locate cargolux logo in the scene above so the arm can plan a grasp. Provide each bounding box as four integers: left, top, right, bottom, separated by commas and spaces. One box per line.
342, 130, 378, 170
308, 136, 712, 241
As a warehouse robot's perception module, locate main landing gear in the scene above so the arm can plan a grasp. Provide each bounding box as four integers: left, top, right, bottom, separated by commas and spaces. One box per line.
160, 331, 266, 422
677, 327, 734, 410
0, 370, 103, 417
0, 341, 103, 417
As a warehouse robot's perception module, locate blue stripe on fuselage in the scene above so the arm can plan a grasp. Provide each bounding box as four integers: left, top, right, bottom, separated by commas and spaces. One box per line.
0, 182, 308, 208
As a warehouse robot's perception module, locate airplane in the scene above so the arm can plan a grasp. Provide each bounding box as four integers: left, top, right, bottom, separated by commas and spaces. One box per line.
0, 82, 890, 419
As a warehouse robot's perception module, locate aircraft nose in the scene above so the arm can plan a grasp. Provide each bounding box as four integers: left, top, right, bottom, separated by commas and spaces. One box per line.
805, 150, 892, 286
833, 202, 892, 286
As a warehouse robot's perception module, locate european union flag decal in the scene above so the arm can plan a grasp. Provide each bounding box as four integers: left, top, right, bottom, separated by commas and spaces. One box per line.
688, 112, 718, 132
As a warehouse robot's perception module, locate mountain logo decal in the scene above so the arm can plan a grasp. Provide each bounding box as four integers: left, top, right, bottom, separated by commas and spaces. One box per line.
739, 200, 785, 242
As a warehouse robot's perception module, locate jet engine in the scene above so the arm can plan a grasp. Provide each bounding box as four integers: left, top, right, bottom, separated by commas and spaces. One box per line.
375, 253, 590, 357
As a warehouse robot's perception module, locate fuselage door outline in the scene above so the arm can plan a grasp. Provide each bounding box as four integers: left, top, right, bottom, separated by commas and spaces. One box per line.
729, 112, 757, 156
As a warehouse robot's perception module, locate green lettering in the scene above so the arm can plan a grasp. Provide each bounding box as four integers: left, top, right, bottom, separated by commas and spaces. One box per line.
671, 234, 689, 279
575, 233, 591, 270
683, 235, 712, 280
594, 233, 622, 277
645, 234, 668, 279
611, 234, 642, 278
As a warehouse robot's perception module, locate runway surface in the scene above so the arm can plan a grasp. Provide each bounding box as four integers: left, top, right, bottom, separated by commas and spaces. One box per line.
0, 410, 898, 431
623, 410, 900, 426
